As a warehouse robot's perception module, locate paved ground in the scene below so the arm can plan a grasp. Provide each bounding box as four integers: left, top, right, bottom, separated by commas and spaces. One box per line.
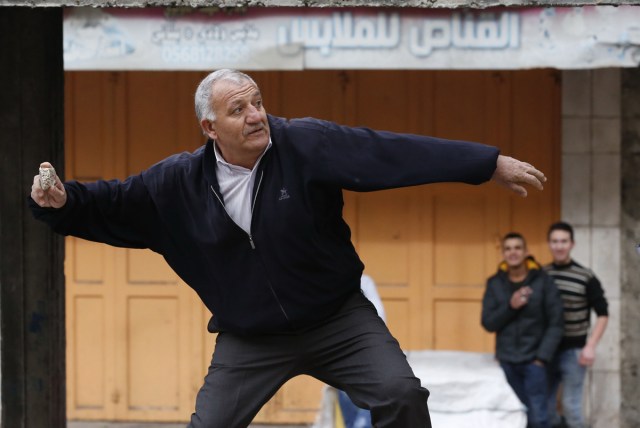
68, 422, 309, 428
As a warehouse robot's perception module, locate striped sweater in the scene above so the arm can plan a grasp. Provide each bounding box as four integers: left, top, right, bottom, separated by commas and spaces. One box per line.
544, 260, 608, 350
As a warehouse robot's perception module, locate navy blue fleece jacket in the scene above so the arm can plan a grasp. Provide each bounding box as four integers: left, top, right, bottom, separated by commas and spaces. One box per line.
30, 115, 499, 334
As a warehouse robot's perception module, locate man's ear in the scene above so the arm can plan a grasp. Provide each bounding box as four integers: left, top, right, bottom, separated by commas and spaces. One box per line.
201, 119, 218, 140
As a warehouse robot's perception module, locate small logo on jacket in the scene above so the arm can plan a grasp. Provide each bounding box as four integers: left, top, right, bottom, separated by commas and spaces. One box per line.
278, 188, 291, 201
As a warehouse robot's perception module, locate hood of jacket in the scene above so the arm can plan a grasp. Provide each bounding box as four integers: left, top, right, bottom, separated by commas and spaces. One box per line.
496, 255, 542, 276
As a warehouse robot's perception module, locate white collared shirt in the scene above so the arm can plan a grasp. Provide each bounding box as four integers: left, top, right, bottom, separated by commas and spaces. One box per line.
213, 140, 272, 234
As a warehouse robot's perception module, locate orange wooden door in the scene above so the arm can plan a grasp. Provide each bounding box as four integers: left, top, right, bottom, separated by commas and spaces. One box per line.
65, 72, 117, 420
65, 70, 559, 424
64, 71, 208, 421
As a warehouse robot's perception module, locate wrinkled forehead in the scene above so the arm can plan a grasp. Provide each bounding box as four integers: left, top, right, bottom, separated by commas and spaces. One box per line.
212, 76, 259, 95
212, 78, 261, 106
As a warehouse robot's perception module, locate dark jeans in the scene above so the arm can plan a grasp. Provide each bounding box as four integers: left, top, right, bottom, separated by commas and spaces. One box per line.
338, 389, 373, 428
500, 361, 550, 428
547, 348, 586, 428
188, 291, 431, 428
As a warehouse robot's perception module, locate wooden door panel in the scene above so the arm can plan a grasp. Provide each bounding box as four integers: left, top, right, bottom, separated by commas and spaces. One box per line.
72, 239, 106, 283
114, 250, 195, 421
432, 189, 499, 287
66, 71, 118, 421
351, 71, 417, 132
432, 71, 497, 142
269, 70, 347, 122
433, 300, 493, 352
352, 188, 420, 349
72, 296, 107, 409
67, 72, 113, 180
125, 73, 184, 175
357, 189, 413, 284
126, 250, 177, 284
127, 297, 180, 410
66, 71, 208, 422
385, 299, 412, 346
274, 376, 325, 423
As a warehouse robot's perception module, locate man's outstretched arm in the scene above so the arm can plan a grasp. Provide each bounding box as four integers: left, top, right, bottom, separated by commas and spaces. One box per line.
29, 161, 160, 250
291, 118, 547, 197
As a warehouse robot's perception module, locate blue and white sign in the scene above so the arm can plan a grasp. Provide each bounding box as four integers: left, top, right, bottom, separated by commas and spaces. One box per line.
63, 6, 640, 70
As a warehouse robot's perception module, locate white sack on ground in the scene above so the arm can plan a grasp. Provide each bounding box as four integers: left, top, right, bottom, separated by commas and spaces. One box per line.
407, 350, 526, 428
313, 350, 526, 428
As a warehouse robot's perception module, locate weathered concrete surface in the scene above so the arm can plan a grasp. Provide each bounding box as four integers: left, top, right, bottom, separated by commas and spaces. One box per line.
560, 69, 623, 428
0, 0, 639, 8
620, 67, 640, 428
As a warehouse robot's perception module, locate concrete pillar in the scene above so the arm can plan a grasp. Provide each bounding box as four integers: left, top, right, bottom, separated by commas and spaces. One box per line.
0, 7, 66, 428
561, 69, 621, 427
620, 67, 640, 428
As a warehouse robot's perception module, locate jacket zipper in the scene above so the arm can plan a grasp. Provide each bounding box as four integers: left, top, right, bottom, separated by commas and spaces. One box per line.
209, 169, 263, 250
248, 170, 264, 249
209, 170, 290, 324
248, 170, 289, 323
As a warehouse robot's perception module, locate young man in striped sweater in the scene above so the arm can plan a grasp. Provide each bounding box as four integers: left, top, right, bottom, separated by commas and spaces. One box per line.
544, 222, 609, 428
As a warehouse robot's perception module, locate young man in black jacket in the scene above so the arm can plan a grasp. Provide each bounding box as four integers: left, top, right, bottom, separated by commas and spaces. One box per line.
30, 69, 547, 428
482, 232, 564, 428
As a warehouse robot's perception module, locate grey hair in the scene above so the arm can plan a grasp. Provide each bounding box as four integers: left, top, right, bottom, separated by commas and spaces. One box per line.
194, 69, 257, 123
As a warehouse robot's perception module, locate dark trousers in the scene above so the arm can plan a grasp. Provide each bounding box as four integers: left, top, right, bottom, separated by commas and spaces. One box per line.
500, 361, 550, 428
188, 292, 431, 428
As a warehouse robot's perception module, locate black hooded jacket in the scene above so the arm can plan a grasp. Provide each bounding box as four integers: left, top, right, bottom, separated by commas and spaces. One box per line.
482, 257, 564, 364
